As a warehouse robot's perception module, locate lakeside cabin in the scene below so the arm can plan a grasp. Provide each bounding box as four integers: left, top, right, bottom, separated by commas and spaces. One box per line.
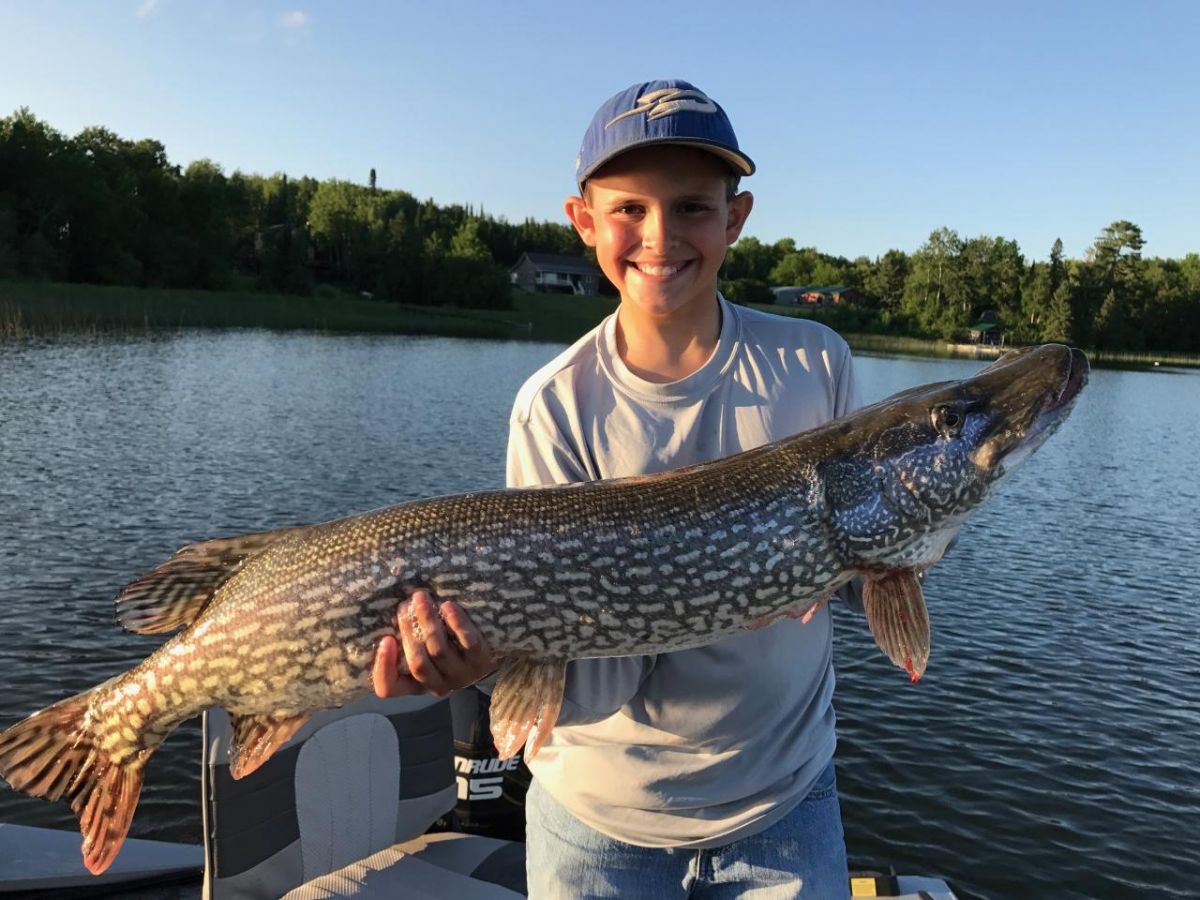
967, 309, 1004, 346
969, 321, 1004, 346
510, 252, 602, 295
771, 285, 864, 307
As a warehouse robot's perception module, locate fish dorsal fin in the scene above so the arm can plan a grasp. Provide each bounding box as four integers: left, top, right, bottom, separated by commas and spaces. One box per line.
115, 526, 305, 635
490, 655, 567, 762
862, 570, 931, 683
227, 711, 312, 780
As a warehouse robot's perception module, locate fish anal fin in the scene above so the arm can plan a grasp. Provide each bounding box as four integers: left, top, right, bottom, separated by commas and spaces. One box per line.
489, 656, 566, 762
0, 684, 149, 875
862, 570, 931, 683
116, 526, 306, 635
228, 711, 311, 780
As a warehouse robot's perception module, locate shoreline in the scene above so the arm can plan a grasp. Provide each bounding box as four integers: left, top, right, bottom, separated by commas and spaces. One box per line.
0, 279, 621, 345
3, 281, 1196, 370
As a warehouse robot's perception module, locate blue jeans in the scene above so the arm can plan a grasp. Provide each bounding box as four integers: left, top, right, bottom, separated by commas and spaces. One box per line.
525, 760, 849, 899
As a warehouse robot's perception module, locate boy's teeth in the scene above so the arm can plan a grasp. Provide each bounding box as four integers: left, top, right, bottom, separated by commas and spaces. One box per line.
635, 262, 682, 276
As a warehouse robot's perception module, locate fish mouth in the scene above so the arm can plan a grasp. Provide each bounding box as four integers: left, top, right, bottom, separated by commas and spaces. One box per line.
1034, 346, 1089, 434
973, 345, 1089, 475
1053, 347, 1090, 410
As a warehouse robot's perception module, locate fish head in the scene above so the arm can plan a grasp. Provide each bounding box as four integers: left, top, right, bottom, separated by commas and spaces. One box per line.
821, 343, 1089, 571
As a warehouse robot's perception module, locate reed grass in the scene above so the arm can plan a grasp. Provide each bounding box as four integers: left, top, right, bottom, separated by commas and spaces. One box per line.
843, 334, 1200, 368
1084, 348, 1200, 368
749, 303, 1200, 368
842, 333, 966, 358
4, 282, 1195, 368
0, 281, 619, 342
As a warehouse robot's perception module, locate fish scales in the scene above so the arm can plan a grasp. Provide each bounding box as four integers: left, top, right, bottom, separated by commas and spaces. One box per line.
0, 344, 1089, 875
69, 448, 814, 768
364, 459, 836, 658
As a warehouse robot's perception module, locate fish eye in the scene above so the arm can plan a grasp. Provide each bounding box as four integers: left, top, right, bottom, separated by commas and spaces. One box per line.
932, 405, 964, 438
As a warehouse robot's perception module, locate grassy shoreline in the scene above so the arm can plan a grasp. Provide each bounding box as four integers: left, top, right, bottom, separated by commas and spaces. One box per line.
0, 280, 620, 345
750, 303, 1200, 369
3, 281, 1197, 369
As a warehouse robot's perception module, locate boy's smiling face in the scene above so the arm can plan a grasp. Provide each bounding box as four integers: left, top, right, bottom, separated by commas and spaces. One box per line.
565, 146, 753, 328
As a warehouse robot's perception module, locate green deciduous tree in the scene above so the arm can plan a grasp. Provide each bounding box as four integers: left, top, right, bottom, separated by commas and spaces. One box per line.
723, 236, 779, 282
449, 218, 490, 260
902, 229, 1025, 340
719, 278, 774, 306
769, 247, 851, 288
179, 159, 234, 288
863, 249, 908, 311
903, 228, 963, 338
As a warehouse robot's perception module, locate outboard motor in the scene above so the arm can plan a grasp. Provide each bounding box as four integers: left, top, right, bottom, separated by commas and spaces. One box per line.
439, 688, 531, 841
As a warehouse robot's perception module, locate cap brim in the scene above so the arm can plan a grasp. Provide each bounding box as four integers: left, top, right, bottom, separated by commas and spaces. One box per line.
578, 137, 756, 189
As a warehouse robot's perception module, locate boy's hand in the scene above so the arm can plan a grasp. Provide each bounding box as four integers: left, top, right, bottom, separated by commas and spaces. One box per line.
371, 590, 499, 698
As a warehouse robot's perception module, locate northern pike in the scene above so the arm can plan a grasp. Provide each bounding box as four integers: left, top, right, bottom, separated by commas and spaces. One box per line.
0, 343, 1088, 874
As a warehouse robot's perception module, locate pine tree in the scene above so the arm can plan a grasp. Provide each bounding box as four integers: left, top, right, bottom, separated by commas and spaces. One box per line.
1049, 238, 1064, 290
1042, 280, 1074, 344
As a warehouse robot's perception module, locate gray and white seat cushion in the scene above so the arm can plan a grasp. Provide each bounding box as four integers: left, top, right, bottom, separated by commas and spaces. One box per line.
202, 695, 526, 898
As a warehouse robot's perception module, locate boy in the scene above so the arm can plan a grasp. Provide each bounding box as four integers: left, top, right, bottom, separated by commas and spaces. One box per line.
373, 79, 858, 898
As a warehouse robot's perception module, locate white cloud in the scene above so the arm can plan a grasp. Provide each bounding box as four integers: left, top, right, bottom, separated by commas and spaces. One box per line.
135, 0, 159, 17
279, 10, 309, 29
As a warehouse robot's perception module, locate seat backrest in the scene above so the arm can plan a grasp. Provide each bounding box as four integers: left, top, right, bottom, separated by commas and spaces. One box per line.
201, 695, 455, 899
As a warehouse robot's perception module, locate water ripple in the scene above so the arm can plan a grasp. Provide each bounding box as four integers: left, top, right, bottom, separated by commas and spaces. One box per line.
1, 339, 1196, 898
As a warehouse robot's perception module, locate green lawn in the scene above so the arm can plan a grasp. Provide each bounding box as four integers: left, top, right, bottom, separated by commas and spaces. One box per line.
505, 291, 619, 343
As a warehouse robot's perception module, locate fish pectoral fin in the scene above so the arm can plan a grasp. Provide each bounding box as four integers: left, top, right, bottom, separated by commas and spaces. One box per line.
116, 526, 307, 635
862, 570, 931, 683
489, 656, 566, 762
227, 711, 312, 780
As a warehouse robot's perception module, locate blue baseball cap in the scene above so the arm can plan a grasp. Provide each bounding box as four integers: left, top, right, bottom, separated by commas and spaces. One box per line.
575, 79, 755, 191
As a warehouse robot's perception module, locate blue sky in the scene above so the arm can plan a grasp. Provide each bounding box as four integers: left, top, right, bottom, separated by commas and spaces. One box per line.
1, 1, 1196, 261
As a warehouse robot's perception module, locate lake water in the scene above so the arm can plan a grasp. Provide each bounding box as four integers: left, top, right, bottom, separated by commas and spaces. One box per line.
0, 331, 1197, 899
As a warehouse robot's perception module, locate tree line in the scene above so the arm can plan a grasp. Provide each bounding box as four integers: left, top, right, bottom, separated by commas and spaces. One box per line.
0, 108, 581, 309
723, 222, 1200, 353
3, 108, 1198, 351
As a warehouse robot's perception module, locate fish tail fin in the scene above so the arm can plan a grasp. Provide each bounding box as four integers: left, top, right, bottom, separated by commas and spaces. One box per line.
0, 686, 148, 875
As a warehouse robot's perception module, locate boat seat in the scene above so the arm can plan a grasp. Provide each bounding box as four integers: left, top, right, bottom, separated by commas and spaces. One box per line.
280, 833, 524, 899
201, 695, 526, 899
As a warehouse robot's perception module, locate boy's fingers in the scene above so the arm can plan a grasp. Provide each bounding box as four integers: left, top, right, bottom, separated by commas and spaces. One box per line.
391, 592, 499, 695
371, 635, 397, 698
441, 601, 489, 660
372, 635, 422, 698
399, 596, 451, 695
441, 601, 501, 683
410, 591, 454, 662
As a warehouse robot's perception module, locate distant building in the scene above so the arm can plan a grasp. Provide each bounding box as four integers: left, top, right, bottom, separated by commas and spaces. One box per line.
770, 285, 864, 307
968, 310, 1003, 345
968, 321, 1004, 346
510, 252, 602, 295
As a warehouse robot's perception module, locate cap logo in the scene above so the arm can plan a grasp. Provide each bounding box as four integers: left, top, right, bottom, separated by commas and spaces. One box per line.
605, 88, 717, 128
